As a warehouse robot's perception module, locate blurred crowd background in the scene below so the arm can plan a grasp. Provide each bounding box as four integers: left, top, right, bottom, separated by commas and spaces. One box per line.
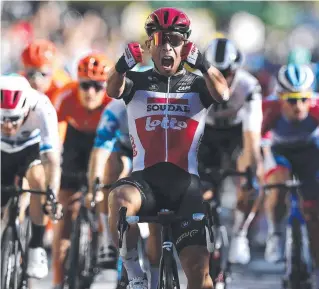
1, 1, 319, 97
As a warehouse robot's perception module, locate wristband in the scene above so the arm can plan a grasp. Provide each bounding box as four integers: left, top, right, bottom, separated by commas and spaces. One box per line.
198, 57, 211, 75
115, 55, 129, 74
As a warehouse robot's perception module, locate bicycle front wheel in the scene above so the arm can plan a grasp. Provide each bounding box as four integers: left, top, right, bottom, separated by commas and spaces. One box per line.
64, 212, 92, 289
1, 226, 23, 289
287, 218, 302, 289
159, 254, 180, 289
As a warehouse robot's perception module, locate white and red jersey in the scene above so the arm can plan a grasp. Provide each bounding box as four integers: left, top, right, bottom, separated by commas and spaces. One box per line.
206, 69, 262, 132
1, 89, 59, 154
118, 68, 220, 175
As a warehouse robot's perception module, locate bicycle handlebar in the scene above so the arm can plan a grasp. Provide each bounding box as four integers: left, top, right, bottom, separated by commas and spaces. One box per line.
126, 213, 205, 225
1, 185, 61, 221
1, 185, 47, 195
219, 167, 254, 191
262, 180, 302, 191
118, 206, 207, 249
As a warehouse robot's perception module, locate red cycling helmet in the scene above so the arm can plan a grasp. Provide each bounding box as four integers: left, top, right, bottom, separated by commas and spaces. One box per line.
145, 7, 191, 38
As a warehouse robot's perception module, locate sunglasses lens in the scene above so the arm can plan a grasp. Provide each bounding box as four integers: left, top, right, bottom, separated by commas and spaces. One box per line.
287, 98, 308, 105
287, 99, 297, 105
80, 81, 105, 91
1, 115, 24, 124
80, 82, 90, 90
168, 34, 184, 47
26, 70, 51, 78
151, 32, 184, 47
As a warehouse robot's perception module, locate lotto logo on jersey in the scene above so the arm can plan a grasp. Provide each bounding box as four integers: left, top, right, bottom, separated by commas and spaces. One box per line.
145, 116, 187, 131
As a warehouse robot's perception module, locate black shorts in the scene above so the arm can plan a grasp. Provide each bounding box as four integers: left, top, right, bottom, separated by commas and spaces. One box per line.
198, 123, 242, 187
271, 142, 319, 201
111, 162, 206, 254
1, 143, 40, 207
61, 125, 96, 190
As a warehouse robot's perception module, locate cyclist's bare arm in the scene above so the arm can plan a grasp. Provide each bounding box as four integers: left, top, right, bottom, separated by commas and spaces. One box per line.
203, 66, 230, 103
36, 96, 62, 195
106, 67, 126, 99
41, 151, 61, 195
88, 147, 111, 191
242, 88, 263, 181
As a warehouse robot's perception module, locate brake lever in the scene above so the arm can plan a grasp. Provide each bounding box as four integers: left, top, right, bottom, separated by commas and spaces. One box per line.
203, 201, 214, 244
46, 187, 58, 221
92, 177, 100, 208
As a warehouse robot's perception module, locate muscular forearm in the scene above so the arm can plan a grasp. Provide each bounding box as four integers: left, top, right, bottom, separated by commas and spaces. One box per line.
88, 148, 111, 190
247, 132, 263, 165
203, 66, 230, 103
41, 151, 61, 195
106, 67, 126, 99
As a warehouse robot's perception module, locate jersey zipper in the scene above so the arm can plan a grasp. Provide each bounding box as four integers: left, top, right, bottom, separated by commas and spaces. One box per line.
165, 77, 171, 162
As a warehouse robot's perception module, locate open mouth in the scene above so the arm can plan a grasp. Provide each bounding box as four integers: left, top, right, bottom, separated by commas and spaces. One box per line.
161, 56, 174, 69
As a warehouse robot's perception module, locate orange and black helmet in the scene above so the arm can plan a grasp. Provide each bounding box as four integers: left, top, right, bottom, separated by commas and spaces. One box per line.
21, 39, 57, 68
77, 53, 111, 82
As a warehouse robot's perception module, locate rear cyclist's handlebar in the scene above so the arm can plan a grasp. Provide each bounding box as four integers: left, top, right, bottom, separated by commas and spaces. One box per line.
262, 179, 302, 192
1, 185, 60, 221
1, 185, 47, 196
218, 167, 254, 191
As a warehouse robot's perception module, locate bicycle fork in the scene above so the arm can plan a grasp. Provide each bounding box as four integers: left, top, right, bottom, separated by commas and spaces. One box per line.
158, 225, 180, 289
285, 220, 312, 280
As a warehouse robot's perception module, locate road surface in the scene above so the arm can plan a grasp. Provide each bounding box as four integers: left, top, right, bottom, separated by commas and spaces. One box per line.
32, 249, 285, 289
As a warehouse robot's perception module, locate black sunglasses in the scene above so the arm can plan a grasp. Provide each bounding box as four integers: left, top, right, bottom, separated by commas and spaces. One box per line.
286, 98, 309, 105
79, 81, 106, 92
1, 115, 25, 125
151, 31, 186, 48
25, 70, 52, 79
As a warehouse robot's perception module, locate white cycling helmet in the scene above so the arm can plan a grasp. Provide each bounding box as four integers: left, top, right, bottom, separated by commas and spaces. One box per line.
205, 38, 244, 73
277, 64, 314, 93
0, 74, 32, 118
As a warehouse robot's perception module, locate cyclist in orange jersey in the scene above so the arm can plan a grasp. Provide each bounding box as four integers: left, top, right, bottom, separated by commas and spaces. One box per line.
51, 53, 112, 289
21, 39, 71, 103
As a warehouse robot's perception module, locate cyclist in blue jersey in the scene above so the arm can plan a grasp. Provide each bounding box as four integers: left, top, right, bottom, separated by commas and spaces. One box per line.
262, 64, 319, 286
87, 98, 132, 271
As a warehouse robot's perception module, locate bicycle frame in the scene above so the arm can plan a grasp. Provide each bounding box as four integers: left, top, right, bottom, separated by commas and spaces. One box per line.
119, 208, 206, 289
206, 167, 253, 285
285, 186, 312, 280
64, 178, 111, 288
158, 219, 180, 289
263, 179, 313, 289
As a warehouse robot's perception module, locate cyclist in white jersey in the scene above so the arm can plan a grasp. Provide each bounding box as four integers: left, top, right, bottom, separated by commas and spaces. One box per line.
198, 38, 264, 264
106, 7, 229, 289
0, 75, 62, 279
87, 99, 132, 270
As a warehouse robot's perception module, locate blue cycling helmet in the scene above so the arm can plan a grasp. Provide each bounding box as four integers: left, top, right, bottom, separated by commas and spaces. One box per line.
277, 64, 314, 93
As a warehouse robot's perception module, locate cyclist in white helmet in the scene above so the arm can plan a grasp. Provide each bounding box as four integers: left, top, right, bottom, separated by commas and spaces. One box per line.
0, 75, 62, 279
198, 37, 264, 264
262, 64, 319, 279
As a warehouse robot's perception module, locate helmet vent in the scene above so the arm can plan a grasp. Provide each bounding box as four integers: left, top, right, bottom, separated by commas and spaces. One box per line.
215, 39, 227, 63
13, 91, 20, 103
172, 16, 179, 25
22, 98, 27, 108
164, 11, 169, 24
153, 15, 160, 27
